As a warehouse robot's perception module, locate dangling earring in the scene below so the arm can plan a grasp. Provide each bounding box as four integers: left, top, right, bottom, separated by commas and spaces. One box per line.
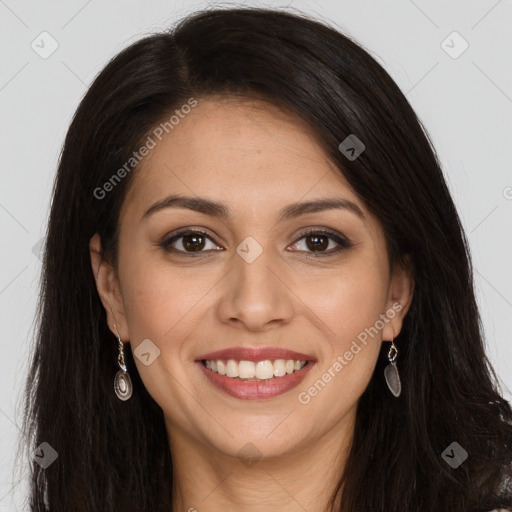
113, 323, 133, 401
384, 332, 401, 398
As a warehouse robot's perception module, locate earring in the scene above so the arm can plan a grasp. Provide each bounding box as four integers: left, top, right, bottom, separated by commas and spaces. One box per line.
114, 325, 133, 401
384, 334, 401, 398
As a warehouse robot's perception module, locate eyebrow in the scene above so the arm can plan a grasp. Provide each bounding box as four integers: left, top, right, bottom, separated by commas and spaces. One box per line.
142, 194, 365, 222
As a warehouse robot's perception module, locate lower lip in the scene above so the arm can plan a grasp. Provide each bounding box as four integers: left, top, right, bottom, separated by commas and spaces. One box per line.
196, 361, 315, 400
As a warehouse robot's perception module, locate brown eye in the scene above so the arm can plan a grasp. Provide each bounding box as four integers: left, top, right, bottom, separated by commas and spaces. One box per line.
305, 234, 330, 252
181, 233, 206, 252
160, 229, 222, 254
289, 229, 352, 256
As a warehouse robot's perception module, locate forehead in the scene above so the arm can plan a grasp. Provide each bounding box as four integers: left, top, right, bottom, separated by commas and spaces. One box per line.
121, 96, 371, 227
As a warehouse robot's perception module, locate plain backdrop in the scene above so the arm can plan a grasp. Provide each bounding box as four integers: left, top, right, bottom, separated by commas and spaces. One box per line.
0, 0, 511, 509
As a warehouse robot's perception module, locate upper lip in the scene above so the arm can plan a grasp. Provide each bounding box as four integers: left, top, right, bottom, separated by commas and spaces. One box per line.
195, 347, 316, 362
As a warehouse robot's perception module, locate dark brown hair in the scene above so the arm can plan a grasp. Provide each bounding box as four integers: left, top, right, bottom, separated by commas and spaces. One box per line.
17, 6, 512, 511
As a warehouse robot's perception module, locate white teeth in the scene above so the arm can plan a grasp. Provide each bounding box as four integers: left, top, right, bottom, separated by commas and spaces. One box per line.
226, 359, 239, 378
217, 360, 226, 375
273, 359, 286, 377
203, 358, 308, 380
255, 360, 274, 379
238, 360, 255, 379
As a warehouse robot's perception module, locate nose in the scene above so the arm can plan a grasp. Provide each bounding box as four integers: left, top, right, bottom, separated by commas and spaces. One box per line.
216, 246, 295, 332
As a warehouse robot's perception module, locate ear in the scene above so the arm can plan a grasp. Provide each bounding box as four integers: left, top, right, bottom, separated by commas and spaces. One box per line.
89, 233, 130, 341
382, 254, 415, 342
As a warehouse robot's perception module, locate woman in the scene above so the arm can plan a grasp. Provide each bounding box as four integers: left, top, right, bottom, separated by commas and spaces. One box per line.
17, 6, 512, 511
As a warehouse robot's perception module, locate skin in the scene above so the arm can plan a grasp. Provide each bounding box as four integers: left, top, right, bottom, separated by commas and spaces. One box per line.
90, 96, 414, 511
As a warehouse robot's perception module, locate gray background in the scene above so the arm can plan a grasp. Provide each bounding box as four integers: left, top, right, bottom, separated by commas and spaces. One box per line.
1, 1, 511, 509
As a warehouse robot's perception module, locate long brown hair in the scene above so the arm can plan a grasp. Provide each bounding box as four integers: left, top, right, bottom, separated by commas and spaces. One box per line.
17, 7, 512, 511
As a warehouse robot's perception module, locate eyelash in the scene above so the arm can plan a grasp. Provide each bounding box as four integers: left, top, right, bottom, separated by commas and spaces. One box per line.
159, 227, 353, 257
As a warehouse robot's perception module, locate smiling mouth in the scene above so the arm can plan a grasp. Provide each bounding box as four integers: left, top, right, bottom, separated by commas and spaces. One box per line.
201, 358, 311, 381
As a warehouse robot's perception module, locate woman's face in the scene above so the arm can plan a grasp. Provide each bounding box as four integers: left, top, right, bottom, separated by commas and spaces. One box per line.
91, 96, 413, 462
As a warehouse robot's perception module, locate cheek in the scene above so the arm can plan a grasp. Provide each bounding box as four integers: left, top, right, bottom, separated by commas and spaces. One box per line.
295, 267, 387, 419
118, 254, 217, 344
300, 256, 388, 397
117, 259, 209, 406
309, 258, 389, 340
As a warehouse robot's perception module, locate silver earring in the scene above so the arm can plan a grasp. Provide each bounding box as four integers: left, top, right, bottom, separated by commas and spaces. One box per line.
114, 327, 133, 401
384, 337, 401, 398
